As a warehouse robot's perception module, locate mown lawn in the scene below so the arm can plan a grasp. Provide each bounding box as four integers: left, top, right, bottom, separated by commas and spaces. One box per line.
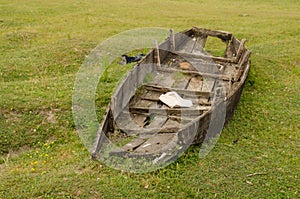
0, 0, 299, 198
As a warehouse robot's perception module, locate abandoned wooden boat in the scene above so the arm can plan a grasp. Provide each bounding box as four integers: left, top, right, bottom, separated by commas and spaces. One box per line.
92, 27, 251, 168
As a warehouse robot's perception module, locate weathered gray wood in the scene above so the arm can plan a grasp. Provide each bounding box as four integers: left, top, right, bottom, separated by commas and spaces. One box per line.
134, 99, 157, 108
154, 40, 161, 68
174, 32, 194, 52
172, 76, 190, 90
192, 26, 232, 41
238, 49, 251, 68
117, 127, 178, 138
189, 60, 223, 74
92, 108, 113, 158
144, 97, 211, 107
198, 35, 207, 48
150, 72, 175, 87
191, 37, 198, 53
142, 84, 211, 97
187, 76, 202, 91
231, 36, 240, 51
162, 119, 180, 129
176, 51, 237, 63
170, 29, 175, 52
129, 106, 210, 116
234, 51, 251, 81
144, 115, 168, 129
111, 137, 146, 153
142, 91, 162, 100
134, 133, 177, 153
158, 67, 232, 81
168, 115, 194, 122
115, 111, 146, 130
176, 37, 200, 53
235, 39, 247, 61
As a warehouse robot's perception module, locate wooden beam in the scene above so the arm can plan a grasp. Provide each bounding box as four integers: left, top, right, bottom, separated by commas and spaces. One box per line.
170, 29, 175, 52
192, 26, 232, 41
234, 50, 252, 81
175, 51, 236, 63
129, 106, 210, 116
142, 84, 212, 97
154, 40, 161, 68
140, 96, 212, 106
157, 67, 232, 81
235, 39, 247, 61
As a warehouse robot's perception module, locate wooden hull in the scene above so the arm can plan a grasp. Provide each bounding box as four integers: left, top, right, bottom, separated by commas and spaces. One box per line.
92, 27, 251, 165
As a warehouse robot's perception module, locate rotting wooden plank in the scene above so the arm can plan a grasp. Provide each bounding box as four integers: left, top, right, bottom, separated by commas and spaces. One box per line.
191, 37, 198, 53
129, 106, 210, 116
176, 51, 237, 63
173, 31, 194, 52
231, 36, 240, 53
140, 95, 211, 106
140, 96, 160, 101
235, 39, 247, 62
129, 105, 211, 114
192, 26, 232, 41
234, 51, 251, 81
176, 38, 198, 54
131, 113, 148, 127
207, 78, 217, 102
197, 35, 207, 48
154, 40, 161, 68
196, 97, 212, 105
162, 119, 180, 129
187, 76, 203, 91
118, 126, 179, 138
170, 29, 175, 52
121, 138, 146, 152
160, 52, 220, 69
116, 112, 147, 130
111, 137, 146, 153
189, 60, 224, 74
115, 112, 135, 128
238, 50, 251, 68
168, 115, 194, 122
177, 29, 207, 50
140, 87, 211, 104
134, 99, 157, 108
144, 115, 168, 129
142, 90, 162, 99
157, 67, 231, 81
142, 84, 211, 97
140, 90, 213, 103
200, 79, 210, 93
134, 133, 177, 153
150, 72, 175, 88
172, 75, 190, 90
92, 108, 114, 158
223, 39, 231, 58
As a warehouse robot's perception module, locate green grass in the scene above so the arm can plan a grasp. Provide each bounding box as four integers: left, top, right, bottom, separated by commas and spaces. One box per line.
1, 0, 299, 198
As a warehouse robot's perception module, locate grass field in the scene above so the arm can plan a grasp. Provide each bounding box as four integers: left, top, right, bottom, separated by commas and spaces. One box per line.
0, 0, 299, 198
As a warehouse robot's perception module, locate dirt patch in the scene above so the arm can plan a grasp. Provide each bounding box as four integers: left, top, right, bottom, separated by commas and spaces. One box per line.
294, 58, 300, 67
0, 145, 31, 168
40, 109, 59, 124
1, 108, 57, 123
0, 109, 23, 124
